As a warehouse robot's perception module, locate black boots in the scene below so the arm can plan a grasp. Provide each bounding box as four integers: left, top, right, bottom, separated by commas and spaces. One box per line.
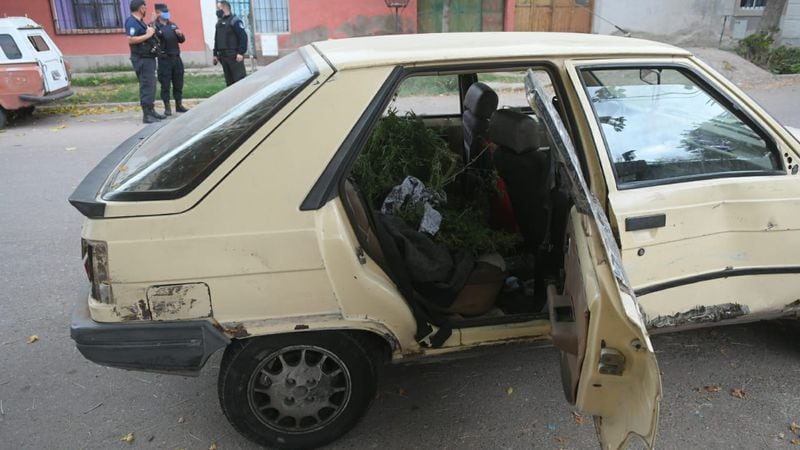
175, 102, 189, 113
142, 105, 166, 124
163, 101, 172, 116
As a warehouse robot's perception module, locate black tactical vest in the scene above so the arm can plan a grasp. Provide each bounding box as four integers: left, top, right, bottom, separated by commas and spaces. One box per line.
215, 16, 240, 52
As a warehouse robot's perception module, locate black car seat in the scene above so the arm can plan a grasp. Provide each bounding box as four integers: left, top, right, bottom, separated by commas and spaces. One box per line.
462, 82, 498, 168
489, 109, 552, 253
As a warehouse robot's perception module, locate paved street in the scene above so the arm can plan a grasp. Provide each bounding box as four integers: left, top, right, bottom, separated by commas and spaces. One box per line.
1, 83, 799, 450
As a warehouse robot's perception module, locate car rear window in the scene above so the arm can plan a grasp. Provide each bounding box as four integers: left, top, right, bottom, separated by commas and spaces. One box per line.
102, 51, 317, 201
27, 35, 50, 52
0, 34, 22, 59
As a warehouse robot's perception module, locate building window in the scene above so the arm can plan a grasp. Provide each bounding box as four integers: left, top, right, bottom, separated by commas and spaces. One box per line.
740, 0, 767, 8
254, 0, 289, 33
52, 0, 130, 34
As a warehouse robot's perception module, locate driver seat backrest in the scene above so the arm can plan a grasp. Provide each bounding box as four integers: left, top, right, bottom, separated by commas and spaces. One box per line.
489, 109, 552, 253
462, 82, 498, 167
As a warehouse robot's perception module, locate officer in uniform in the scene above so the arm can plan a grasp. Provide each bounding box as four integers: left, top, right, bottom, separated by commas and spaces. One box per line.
153, 3, 188, 116
213, 1, 248, 86
125, 0, 166, 124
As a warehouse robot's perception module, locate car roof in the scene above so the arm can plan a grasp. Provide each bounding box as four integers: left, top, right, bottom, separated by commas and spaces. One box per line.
0, 17, 43, 30
311, 32, 692, 70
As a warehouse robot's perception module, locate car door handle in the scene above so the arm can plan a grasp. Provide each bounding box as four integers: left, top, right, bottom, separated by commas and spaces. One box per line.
625, 214, 666, 231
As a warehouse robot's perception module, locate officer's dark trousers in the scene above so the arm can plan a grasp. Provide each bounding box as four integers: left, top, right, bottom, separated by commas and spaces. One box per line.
130, 55, 156, 108
219, 54, 246, 86
157, 56, 185, 104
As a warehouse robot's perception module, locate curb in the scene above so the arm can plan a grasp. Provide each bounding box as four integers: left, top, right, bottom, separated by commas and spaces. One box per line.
36, 98, 206, 113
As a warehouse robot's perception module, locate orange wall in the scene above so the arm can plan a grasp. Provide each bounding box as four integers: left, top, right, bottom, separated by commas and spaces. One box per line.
276, 0, 418, 50
0, 0, 205, 55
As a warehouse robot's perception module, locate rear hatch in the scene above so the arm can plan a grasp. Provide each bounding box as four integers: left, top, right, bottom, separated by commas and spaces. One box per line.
18, 28, 69, 93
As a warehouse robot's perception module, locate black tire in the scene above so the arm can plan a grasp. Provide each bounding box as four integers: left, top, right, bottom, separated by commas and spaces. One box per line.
0, 108, 6, 129
218, 332, 377, 449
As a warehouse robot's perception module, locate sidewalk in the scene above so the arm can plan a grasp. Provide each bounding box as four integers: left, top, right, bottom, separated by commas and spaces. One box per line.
688, 47, 800, 89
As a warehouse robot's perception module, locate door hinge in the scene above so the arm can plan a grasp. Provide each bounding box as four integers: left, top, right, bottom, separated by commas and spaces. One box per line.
598, 347, 625, 376
355, 247, 367, 265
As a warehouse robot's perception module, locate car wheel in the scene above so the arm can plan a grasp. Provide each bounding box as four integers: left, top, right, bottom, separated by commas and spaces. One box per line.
218, 332, 377, 449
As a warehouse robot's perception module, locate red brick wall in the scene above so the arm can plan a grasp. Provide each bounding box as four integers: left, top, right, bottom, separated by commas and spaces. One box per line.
273, 0, 419, 52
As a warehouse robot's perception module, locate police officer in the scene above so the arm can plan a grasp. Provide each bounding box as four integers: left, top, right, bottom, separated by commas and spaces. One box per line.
213, 1, 248, 86
153, 3, 188, 116
125, 0, 165, 124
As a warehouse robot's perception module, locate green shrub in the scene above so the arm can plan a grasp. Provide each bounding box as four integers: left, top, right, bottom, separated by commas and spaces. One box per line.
737, 28, 800, 74
736, 29, 775, 66
768, 45, 800, 74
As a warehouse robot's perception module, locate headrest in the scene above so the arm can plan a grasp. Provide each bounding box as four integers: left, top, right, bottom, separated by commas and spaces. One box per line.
488, 109, 546, 154
464, 82, 498, 119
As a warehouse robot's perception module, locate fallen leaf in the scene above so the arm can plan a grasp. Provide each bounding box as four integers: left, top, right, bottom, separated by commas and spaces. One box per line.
506, 387, 513, 395
792, 438, 800, 446
779, 432, 786, 439
572, 411, 585, 425
730, 388, 746, 399
209, 442, 217, 450
703, 384, 721, 393
120, 432, 134, 444
27, 335, 39, 344
65, 147, 77, 152
554, 436, 566, 444
791, 422, 800, 434
50, 124, 68, 132
178, 416, 185, 424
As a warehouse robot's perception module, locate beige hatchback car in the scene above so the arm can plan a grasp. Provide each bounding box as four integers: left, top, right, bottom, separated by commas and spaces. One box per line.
69, 32, 800, 449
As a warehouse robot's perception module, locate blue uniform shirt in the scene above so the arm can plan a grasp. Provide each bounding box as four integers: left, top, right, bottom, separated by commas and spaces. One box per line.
231, 16, 248, 55
125, 15, 148, 38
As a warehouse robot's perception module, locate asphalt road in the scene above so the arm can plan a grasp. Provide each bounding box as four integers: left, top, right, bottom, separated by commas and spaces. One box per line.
1, 85, 800, 450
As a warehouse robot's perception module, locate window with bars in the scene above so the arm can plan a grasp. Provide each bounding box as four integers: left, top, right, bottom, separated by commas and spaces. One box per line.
254, 0, 290, 33
52, 0, 131, 33
740, 0, 767, 8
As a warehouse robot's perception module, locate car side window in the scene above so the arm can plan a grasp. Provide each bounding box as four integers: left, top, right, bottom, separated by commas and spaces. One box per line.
579, 67, 782, 188
477, 70, 557, 111
390, 74, 460, 116
27, 35, 50, 52
0, 34, 22, 60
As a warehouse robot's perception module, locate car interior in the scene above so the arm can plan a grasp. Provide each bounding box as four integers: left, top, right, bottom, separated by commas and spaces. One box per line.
341, 68, 575, 332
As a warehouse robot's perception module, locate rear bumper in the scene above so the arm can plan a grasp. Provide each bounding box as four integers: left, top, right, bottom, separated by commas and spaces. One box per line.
70, 290, 230, 376
19, 88, 73, 104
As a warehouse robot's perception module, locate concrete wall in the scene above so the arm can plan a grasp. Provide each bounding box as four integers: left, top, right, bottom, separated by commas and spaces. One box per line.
781, 0, 800, 45
2, 0, 209, 70
592, 0, 759, 46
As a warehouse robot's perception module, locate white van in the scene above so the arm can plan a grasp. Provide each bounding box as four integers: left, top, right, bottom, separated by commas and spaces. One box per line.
0, 17, 72, 127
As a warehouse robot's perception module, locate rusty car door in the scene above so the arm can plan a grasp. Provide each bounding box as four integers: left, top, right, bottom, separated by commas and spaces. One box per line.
526, 69, 662, 449
566, 60, 800, 331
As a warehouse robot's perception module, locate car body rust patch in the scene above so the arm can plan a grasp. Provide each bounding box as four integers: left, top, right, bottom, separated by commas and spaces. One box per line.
647, 303, 749, 329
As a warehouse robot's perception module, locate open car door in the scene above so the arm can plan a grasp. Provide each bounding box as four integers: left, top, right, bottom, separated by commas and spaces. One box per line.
525, 70, 662, 449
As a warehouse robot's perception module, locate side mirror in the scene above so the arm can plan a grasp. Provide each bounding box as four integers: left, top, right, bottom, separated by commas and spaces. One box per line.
639, 69, 662, 85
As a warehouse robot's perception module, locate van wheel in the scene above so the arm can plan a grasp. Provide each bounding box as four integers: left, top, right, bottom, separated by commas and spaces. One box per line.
218, 332, 377, 449
0, 108, 6, 129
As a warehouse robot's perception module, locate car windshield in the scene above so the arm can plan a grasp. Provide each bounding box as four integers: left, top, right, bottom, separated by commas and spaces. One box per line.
580, 67, 780, 188
103, 51, 317, 200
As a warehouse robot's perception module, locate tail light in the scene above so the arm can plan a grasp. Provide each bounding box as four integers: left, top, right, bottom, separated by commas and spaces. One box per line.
81, 239, 112, 303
